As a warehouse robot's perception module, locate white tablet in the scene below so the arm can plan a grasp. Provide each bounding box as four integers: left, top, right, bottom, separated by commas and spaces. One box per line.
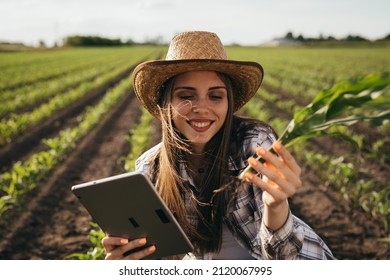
71, 172, 193, 259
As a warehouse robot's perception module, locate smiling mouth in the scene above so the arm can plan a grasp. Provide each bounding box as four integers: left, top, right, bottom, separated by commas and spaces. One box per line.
188, 120, 213, 130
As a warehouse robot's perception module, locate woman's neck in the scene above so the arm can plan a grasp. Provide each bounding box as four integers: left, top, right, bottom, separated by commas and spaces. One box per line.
191, 143, 205, 155
186, 152, 207, 185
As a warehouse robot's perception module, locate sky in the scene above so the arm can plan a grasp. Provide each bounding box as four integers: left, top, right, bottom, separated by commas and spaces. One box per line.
0, 0, 389, 46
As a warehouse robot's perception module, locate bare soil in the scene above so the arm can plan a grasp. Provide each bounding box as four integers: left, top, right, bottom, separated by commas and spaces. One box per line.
0, 79, 389, 260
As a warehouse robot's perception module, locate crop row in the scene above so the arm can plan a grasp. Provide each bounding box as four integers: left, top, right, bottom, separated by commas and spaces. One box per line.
0, 57, 129, 118
0, 74, 133, 219
0, 46, 162, 217
0, 47, 160, 146
0, 48, 144, 91
228, 47, 390, 102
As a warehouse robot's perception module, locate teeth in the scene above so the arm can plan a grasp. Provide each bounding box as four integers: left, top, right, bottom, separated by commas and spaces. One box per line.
191, 121, 211, 128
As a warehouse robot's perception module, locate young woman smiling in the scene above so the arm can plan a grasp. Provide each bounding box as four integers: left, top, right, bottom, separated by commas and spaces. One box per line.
101, 31, 334, 260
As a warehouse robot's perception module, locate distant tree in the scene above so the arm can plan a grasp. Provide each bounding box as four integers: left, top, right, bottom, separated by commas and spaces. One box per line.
381, 33, 390, 40
296, 34, 305, 42
374, 33, 390, 42
345, 35, 368, 42
142, 35, 164, 45
278, 31, 381, 44
39, 40, 46, 48
64, 35, 124, 46
124, 38, 135, 45
285, 32, 294, 40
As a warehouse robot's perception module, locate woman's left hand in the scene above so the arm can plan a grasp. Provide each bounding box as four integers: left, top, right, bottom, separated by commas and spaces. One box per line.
244, 141, 302, 217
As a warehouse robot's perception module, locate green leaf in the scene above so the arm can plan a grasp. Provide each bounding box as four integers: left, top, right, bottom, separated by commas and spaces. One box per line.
312, 109, 390, 130
279, 72, 390, 146
238, 72, 390, 180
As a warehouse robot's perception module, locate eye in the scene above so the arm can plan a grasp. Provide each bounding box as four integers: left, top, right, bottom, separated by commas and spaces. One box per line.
209, 90, 226, 101
210, 95, 223, 100
173, 90, 195, 100
179, 94, 195, 100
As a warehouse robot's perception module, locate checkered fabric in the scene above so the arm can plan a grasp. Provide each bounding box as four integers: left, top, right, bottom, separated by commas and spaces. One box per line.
135, 123, 334, 260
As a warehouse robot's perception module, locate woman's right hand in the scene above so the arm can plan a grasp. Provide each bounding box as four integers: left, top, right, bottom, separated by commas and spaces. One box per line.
101, 236, 156, 260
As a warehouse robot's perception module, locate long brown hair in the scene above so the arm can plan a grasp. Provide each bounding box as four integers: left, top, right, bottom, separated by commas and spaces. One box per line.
148, 72, 270, 256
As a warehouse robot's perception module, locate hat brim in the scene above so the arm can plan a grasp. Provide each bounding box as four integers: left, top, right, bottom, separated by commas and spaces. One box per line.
132, 59, 264, 119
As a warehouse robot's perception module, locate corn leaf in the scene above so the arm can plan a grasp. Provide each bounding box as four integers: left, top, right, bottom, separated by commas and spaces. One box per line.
311, 109, 390, 131
279, 72, 390, 147
238, 72, 390, 180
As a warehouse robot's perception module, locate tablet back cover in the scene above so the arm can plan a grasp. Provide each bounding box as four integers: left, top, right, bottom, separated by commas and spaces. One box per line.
72, 172, 193, 259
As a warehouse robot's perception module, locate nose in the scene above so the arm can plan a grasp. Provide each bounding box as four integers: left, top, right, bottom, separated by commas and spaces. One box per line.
192, 97, 209, 113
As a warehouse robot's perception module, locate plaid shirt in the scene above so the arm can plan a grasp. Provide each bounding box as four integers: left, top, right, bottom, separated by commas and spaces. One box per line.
135, 124, 334, 260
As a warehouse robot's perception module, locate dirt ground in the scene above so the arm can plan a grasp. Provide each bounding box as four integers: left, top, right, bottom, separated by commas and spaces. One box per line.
0, 78, 389, 260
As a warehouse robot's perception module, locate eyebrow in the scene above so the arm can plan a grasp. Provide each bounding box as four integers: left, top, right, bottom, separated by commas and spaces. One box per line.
209, 86, 227, 90
173, 86, 227, 91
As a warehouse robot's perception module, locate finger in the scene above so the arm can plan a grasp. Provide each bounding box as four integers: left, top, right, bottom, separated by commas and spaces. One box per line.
247, 158, 298, 197
105, 238, 148, 260
252, 174, 297, 203
255, 146, 301, 187
124, 245, 156, 260
263, 175, 297, 197
118, 238, 147, 255
248, 155, 300, 191
101, 236, 129, 253
244, 172, 287, 201
272, 141, 301, 177
119, 238, 156, 260
255, 146, 290, 175
263, 161, 301, 189
248, 157, 286, 187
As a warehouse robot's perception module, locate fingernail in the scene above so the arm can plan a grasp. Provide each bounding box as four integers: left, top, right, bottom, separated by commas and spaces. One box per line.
139, 238, 147, 245
245, 173, 254, 181
257, 147, 265, 155
120, 239, 129, 245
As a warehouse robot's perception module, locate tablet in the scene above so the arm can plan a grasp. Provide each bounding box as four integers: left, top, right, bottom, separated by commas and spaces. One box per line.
71, 172, 194, 259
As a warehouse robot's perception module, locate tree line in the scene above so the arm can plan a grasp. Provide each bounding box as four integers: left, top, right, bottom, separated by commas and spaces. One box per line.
63, 33, 390, 47
283, 31, 390, 43
63, 35, 163, 47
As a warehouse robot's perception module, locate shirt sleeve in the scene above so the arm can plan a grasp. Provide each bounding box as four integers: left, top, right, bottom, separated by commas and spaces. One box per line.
259, 210, 304, 259
259, 212, 334, 259
135, 143, 162, 179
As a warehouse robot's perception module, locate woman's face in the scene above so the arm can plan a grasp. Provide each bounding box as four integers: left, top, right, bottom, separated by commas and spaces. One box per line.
171, 71, 229, 153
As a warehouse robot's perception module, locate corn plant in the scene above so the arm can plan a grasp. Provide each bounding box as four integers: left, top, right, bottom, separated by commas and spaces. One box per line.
65, 223, 106, 260
0, 76, 132, 219
303, 150, 390, 232
123, 107, 154, 171
239, 72, 390, 179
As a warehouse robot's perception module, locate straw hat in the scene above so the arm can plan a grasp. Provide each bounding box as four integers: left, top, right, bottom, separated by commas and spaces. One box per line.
132, 31, 264, 118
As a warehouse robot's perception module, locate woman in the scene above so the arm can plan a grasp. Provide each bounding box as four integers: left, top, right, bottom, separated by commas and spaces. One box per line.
102, 31, 334, 260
